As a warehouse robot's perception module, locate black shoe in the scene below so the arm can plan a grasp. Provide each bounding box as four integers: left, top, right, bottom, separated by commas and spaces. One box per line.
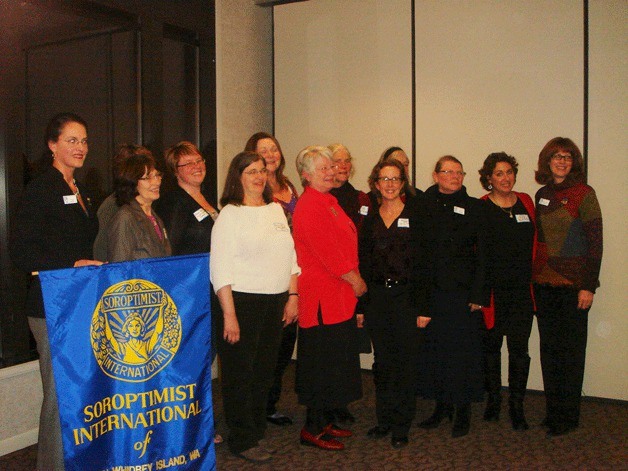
483, 394, 501, 422
267, 412, 293, 426
540, 416, 554, 428
391, 436, 408, 449
451, 404, 471, 438
509, 401, 529, 431
546, 423, 576, 438
367, 425, 391, 439
334, 407, 356, 424
418, 402, 453, 429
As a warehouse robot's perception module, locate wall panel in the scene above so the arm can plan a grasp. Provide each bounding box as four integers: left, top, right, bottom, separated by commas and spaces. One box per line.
275, 0, 412, 193
586, 0, 627, 400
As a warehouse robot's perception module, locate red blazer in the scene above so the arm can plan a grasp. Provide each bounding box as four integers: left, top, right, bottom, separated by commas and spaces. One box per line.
293, 187, 359, 328
480, 191, 537, 329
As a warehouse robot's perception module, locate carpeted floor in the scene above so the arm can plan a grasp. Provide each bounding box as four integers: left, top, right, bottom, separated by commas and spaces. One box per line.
2, 363, 626, 470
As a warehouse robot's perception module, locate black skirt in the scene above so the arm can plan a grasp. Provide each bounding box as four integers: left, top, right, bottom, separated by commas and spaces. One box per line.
296, 317, 362, 409
417, 290, 485, 405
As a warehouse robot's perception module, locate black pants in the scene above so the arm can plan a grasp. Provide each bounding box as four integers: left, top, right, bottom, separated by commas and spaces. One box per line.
296, 316, 362, 435
266, 322, 297, 415
535, 284, 589, 427
483, 286, 533, 397
216, 291, 286, 453
365, 284, 421, 437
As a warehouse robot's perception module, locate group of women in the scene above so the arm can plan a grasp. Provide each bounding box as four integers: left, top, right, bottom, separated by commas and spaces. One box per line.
10, 112, 603, 469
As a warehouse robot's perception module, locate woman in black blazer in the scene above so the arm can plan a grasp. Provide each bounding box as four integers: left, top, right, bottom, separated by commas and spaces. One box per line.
156, 141, 218, 255
10, 112, 102, 470
416, 155, 489, 438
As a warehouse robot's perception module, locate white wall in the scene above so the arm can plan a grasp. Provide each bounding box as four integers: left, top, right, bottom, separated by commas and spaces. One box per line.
215, 0, 274, 196
586, 0, 628, 400
0, 361, 41, 456
274, 0, 627, 399
275, 0, 413, 193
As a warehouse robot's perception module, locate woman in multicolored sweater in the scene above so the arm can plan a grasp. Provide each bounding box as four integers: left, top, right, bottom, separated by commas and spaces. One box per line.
533, 137, 603, 438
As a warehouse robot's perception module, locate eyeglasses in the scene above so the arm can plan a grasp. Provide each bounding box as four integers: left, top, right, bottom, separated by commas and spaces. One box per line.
177, 158, 205, 168
551, 154, 573, 162
243, 168, 268, 176
63, 138, 88, 146
315, 165, 337, 173
377, 177, 404, 183
438, 170, 466, 177
139, 172, 163, 181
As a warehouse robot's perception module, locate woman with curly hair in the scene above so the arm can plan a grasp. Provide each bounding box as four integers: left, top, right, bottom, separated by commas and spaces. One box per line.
478, 152, 536, 430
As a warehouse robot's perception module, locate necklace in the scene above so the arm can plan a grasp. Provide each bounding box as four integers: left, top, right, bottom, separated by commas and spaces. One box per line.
499, 205, 513, 218
489, 193, 515, 218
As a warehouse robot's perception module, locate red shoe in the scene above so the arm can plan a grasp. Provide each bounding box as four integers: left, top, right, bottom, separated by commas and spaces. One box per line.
323, 423, 353, 438
300, 428, 345, 451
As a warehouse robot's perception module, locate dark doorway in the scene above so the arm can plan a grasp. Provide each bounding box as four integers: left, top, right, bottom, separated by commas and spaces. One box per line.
0, 0, 216, 368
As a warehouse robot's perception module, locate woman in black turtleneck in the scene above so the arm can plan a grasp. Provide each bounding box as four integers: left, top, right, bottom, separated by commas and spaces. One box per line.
328, 143, 371, 231
416, 155, 489, 438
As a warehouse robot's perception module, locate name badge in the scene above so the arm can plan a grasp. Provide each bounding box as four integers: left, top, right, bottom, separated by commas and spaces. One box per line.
453, 206, 465, 215
397, 218, 410, 228
273, 222, 289, 232
539, 198, 550, 206
193, 208, 209, 222
515, 214, 530, 223
359, 205, 369, 216
63, 195, 78, 205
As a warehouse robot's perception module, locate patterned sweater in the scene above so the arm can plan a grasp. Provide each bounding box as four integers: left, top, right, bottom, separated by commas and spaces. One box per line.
533, 181, 603, 292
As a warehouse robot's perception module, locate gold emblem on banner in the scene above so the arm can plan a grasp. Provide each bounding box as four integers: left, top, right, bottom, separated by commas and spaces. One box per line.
90, 279, 181, 382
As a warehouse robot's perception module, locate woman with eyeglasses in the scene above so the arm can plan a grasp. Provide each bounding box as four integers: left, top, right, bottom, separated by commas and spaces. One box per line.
293, 146, 366, 451
416, 155, 489, 438
477, 152, 536, 431
10, 112, 102, 470
210, 151, 299, 464
532, 137, 603, 438
157, 141, 218, 254
107, 150, 171, 262
155, 141, 223, 444
244, 132, 300, 427
359, 159, 423, 448
93, 144, 153, 261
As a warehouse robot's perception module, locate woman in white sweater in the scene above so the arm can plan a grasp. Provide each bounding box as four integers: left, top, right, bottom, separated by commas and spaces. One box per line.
210, 151, 300, 464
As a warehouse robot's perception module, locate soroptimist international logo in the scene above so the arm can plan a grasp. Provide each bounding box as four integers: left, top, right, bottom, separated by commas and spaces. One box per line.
90, 279, 182, 383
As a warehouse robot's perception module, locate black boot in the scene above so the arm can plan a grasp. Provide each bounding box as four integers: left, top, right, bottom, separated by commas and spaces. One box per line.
509, 354, 531, 431
483, 351, 502, 421
483, 393, 501, 422
418, 401, 453, 429
452, 403, 471, 438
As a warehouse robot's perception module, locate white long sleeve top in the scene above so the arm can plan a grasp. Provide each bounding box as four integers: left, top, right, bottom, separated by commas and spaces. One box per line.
210, 202, 300, 294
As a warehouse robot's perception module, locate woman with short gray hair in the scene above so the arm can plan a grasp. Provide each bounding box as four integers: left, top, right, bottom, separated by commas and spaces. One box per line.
293, 145, 367, 451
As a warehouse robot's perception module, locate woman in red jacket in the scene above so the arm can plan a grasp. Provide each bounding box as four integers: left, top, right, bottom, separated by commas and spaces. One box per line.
293, 146, 367, 451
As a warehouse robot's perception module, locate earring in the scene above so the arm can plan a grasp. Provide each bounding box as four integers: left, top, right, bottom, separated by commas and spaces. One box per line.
488, 184, 492, 190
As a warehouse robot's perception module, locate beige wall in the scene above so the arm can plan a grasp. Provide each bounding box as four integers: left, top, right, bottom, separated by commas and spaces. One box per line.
0, 362, 41, 455
274, 0, 627, 400
215, 0, 274, 196
586, 0, 628, 400
275, 0, 413, 194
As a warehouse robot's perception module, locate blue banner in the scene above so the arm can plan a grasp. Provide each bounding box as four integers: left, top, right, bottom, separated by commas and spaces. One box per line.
40, 254, 215, 471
